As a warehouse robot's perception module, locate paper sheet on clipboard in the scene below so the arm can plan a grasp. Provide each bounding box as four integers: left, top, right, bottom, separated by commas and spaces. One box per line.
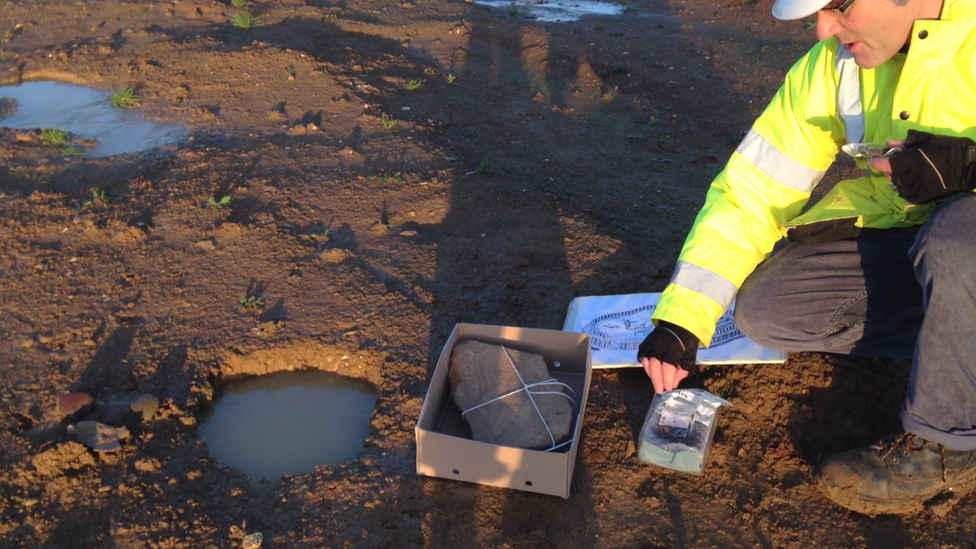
562, 293, 787, 369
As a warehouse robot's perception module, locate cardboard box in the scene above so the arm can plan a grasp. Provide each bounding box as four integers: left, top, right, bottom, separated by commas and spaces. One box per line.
416, 323, 592, 498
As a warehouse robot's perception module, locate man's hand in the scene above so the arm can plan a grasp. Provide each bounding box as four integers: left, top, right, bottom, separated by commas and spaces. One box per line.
637, 321, 699, 394
867, 130, 976, 204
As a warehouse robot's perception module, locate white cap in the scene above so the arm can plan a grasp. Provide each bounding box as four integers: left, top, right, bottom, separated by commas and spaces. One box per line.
772, 0, 831, 20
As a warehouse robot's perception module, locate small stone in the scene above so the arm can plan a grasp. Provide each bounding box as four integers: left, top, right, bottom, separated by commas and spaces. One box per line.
57, 392, 94, 416
67, 421, 130, 452
588, 448, 608, 463
399, 230, 417, 237
194, 240, 216, 251
242, 532, 263, 549
625, 440, 636, 458
134, 458, 158, 472
800, 403, 814, 421
131, 394, 159, 422
15, 133, 33, 142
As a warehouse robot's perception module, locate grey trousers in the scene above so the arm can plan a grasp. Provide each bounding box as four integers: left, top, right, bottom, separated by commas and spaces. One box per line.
734, 193, 976, 451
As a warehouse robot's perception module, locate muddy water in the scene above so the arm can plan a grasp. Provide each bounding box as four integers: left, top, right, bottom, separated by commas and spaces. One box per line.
0, 81, 185, 157
473, 0, 623, 22
198, 370, 377, 481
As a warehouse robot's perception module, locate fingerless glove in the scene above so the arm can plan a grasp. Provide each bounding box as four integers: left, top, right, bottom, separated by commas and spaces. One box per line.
889, 130, 976, 204
636, 321, 700, 374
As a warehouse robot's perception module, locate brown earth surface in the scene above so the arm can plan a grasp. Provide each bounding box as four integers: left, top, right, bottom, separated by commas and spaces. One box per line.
1, 0, 973, 547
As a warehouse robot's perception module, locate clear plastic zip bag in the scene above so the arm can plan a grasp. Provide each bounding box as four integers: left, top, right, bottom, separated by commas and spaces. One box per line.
637, 389, 731, 475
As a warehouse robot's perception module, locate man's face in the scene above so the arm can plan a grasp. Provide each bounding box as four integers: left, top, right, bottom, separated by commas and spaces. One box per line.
816, 0, 942, 68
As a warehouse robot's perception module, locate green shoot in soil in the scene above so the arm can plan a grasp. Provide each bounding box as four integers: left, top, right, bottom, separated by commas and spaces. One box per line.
609, 219, 630, 232
61, 146, 84, 157
109, 88, 142, 108
239, 295, 264, 311
91, 189, 109, 204
230, 10, 257, 29
40, 128, 70, 146
508, 4, 520, 16
308, 229, 330, 241
231, 0, 248, 7
75, 189, 109, 211
446, 74, 457, 85
467, 155, 493, 178
381, 113, 398, 129
403, 78, 425, 91
208, 195, 232, 209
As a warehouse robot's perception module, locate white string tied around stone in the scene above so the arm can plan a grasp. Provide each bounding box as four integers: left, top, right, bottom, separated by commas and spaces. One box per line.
460, 346, 578, 452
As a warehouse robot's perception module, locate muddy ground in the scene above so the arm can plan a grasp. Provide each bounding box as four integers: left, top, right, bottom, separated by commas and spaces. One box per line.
1, 0, 974, 547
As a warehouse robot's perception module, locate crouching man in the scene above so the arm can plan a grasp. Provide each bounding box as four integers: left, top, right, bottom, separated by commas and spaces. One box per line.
638, 0, 976, 515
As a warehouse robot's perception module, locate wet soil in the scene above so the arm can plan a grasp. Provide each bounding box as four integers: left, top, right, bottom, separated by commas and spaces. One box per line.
1, 0, 974, 547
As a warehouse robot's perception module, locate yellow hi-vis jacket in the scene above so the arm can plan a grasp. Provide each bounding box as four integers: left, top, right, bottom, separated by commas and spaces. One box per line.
652, 0, 976, 346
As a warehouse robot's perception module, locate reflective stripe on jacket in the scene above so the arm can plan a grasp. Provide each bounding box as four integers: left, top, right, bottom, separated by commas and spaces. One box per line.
652, 0, 976, 345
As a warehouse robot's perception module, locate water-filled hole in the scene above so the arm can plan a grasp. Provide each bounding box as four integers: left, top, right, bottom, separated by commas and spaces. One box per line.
472, 0, 623, 22
198, 369, 377, 480
0, 81, 186, 157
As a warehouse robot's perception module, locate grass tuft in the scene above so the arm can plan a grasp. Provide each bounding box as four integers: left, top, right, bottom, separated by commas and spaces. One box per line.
230, 10, 258, 29
403, 78, 425, 91
40, 128, 70, 146
109, 88, 142, 108
380, 113, 398, 129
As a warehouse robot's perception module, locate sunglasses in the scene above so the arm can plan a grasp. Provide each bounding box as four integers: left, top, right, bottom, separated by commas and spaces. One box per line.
821, 0, 858, 13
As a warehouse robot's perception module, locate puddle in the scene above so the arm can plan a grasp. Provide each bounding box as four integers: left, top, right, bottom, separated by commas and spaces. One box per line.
474, 0, 624, 22
0, 81, 186, 157
198, 369, 377, 480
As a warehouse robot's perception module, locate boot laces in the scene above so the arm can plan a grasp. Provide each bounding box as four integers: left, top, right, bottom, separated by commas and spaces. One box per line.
879, 432, 948, 482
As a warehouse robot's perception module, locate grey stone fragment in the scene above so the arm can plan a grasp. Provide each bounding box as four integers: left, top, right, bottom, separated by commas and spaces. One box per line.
67, 421, 130, 452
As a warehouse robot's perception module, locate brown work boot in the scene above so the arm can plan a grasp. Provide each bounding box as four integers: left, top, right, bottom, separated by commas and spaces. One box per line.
816, 432, 976, 516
